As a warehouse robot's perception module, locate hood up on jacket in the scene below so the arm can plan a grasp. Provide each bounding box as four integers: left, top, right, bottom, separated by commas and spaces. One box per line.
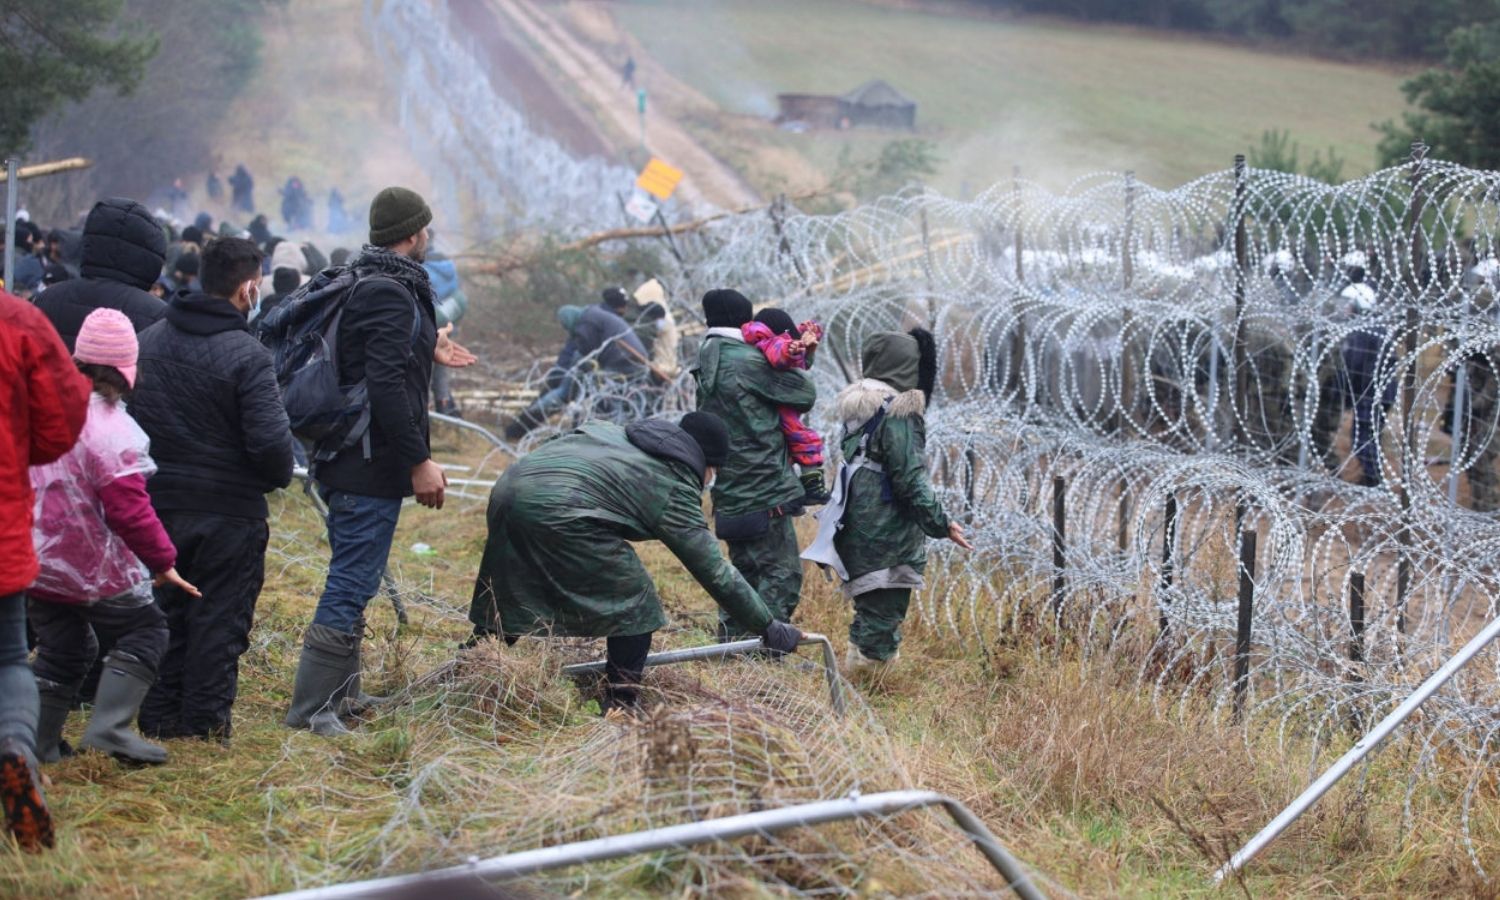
557, 304, 583, 334
625, 418, 706, 482
80, 199, 168, 291
165, 290, 250, 336
860, 331, 920, 392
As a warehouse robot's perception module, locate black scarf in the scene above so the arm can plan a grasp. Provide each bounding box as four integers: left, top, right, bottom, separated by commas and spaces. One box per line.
351, 244, 434, 308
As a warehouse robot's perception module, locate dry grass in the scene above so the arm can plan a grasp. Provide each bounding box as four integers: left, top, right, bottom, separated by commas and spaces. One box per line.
1, 425, 1498, 897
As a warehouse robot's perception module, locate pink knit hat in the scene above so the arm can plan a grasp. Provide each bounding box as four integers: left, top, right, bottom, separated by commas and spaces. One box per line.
74, 308, 139, 388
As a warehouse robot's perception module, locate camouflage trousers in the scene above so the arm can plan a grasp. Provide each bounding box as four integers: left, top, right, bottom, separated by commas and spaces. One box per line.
1466, 358, 1500, 512
1307, 349, 1346, 474
721, 513, 803, 636
849, 588, 912, 662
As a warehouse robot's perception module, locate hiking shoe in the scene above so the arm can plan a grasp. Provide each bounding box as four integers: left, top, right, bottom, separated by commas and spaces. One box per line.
0, 741, 54, 851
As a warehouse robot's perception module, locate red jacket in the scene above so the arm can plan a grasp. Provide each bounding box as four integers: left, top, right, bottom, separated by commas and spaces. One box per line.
0, 291, 90, 595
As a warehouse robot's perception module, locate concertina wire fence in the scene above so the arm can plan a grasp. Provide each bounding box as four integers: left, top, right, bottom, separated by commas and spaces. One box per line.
253, 1, 1500, 892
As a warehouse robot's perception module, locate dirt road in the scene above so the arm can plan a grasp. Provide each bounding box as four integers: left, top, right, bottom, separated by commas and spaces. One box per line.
489, 0, 762, 211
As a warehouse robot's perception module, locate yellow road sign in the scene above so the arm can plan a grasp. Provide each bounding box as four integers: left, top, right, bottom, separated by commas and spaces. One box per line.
636, 158, 684, 200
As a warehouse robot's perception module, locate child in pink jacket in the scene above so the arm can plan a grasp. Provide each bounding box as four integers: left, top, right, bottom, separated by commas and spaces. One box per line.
29, 309, 198, 767
741, 307, 829, 504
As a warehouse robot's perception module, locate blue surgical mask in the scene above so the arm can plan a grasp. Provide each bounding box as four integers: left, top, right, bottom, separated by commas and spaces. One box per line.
247, 283, 264, 322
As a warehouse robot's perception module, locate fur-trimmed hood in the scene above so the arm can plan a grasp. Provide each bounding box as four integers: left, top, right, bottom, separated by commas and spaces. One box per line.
834, 378, 926, 430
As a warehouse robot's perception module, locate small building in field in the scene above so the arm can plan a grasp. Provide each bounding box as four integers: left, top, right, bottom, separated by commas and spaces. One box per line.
775, 79, 916, 131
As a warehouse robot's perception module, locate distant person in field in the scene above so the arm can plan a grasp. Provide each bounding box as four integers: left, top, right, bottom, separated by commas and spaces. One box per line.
1338, 266, 1393, 487
465, 411, 802, 710
741, 307, 830, 505
692, 289, 816, 639
424, 241, 469, 417
229, 164, 255, 214
630, 278, 679, 379
805, 329, 969, 670
130, 238, 294, 742
206, 170, 224, 202
620, 55, 636, 89
327, 188, 351, 234
0, 288, 91, 851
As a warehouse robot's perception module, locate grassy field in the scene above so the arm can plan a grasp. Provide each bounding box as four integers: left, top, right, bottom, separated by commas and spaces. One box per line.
1, 425, 1496, 897
610, 0, 1411, 194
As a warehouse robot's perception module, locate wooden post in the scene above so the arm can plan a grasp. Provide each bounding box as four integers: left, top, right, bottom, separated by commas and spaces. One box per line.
1158, 494, 1177, 636
0, 156, 91, 183
920, 196, 937, 329
1051, 475, 1066, 624
1012, 165, 1024, 285
965, 439, 977, 519
1232, 522, 1256, 723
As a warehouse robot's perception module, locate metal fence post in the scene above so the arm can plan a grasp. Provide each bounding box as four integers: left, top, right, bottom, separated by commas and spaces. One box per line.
1051, 475, 1066, 624
1158, 493, 1177, 636
1395, 140, 1428, 636
1231, 155, 1249, 448
1231, 522, 1256, 723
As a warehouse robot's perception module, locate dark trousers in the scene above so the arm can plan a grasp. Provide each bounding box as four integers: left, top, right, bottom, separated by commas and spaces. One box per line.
28, 598, 167, 688
720, 513, 803, 637
140, 512, 269, 739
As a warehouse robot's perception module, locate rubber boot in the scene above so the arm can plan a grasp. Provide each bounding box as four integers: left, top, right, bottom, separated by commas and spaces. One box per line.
0, 738, 53, 851
79, 653, 167, 765
844, 645, 899, 674
338, 628, 389, 718
33, 679, 77, 764
284, 625, 358, 736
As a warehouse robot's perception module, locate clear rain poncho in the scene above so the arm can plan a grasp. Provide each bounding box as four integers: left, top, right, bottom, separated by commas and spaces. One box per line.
29, 393, 157, 606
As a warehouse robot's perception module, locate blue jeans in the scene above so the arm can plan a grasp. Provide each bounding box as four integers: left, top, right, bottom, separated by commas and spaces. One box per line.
0, 593, 38, 757
312, 491, 403, 635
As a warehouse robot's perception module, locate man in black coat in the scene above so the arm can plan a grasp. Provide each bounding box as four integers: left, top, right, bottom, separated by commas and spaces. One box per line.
36, 198, 168, 350
285, 186, 474, 735
130, 237, 295, 741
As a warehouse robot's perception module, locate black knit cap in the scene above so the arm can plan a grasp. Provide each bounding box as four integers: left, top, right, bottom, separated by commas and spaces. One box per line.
678, 411, 729, 467
753, 307, 800, 339
702, 288, 753, 328
601, 286, 629, 309
368, 186, 432, 246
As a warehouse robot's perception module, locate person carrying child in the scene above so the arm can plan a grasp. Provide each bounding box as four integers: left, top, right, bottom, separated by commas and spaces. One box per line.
803, 328, 971, 670
740, 308, 830, 505
28, 309, 199, 767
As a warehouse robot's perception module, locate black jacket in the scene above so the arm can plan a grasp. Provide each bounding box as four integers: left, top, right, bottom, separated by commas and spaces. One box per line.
313, 248, 438, 499
132, 291, 295, 520
36, 198, 168, 351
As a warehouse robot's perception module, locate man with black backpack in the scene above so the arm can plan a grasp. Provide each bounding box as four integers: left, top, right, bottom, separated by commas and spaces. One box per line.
279, 186, 473, 735
130, 237, 294, 742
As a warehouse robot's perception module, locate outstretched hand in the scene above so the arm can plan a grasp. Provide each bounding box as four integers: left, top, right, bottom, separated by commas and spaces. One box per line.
761, 620, 803, 656
435, 324, 477, 368
154, 567, 202, 598
947, 521, 974, 550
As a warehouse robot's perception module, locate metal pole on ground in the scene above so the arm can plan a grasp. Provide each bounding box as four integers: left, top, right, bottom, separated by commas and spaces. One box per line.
1216, 612, 1500, 882
259, 790, 1048, 900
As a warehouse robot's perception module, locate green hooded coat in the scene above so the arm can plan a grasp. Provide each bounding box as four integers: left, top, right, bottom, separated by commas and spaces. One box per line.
692, 330, 817, 517
832, 333, 950, 592
469, 420, 774, 638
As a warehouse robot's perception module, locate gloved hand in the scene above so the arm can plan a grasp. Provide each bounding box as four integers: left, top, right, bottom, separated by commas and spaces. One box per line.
761, 620, 803, 656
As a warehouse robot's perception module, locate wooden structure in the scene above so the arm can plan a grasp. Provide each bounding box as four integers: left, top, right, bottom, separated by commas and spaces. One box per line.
775, 79, 916, 131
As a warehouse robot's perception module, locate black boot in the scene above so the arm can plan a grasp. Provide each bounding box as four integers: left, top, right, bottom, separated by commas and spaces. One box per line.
800, 469, 831, 506
80, 653, 168, 765
284, 625, 358, 736
33, 679, 76, 764
338, 628, 389, 717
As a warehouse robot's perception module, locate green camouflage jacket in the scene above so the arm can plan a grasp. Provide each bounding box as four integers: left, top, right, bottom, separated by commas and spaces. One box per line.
471, 419, 774, 637
832, 378, 950, 586
692, 329, 816, 517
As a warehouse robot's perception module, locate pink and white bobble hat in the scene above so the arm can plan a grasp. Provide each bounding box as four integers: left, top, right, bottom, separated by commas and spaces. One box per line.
74, 308, 139, 388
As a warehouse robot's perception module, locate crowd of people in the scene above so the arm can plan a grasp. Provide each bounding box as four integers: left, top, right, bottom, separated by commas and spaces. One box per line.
0, 183, 971, 856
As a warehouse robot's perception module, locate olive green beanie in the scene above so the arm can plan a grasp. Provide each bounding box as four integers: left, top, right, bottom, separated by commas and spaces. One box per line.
368, 186, 432, 246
